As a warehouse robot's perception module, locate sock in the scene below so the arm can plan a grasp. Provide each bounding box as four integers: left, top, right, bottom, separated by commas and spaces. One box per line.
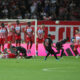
27, 43, 29, 50
2, 45, 4, 52
30, 42, 32, 49
36, 44, 38, 51
74, 50, 78, 55
36, 50, 38, 56
16, 43, 18, 47
19, 43, 21, 46
7, 43, 11, 49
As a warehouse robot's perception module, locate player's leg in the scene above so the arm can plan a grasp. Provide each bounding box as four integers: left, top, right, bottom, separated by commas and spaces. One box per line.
18, 39, 21, 46
74, 45, 78, 55
0, 44, 1, 54
26, 37, 31, 54
45, 48, 58, 60
2, 38, 5, 53
51, 50, 59, 59
44, 52, 50, 60
29, 41, 33, 53
60, 48, 64, 58
74, 44, 79, 58
30, 41, 33, 49
20, 48, 32, 59
36, 41, 38, 56
0, 39, 1, 53
7, 36, 12, 49
27, 41, 30, 54
60, 38, 69, 44
21, 49, 27, 58
17, 35, 21, 47
16, 40, 18, 47
7, 41, 11, 49
2, 44, 4, 53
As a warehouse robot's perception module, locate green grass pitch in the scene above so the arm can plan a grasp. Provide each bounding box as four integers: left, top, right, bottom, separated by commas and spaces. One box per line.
0, 56, 80, 80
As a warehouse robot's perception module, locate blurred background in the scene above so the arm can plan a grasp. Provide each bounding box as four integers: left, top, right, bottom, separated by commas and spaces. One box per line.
0, 0, 80, 20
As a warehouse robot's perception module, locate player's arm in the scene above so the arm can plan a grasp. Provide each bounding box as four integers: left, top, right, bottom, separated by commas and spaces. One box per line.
51, 43, 56, 48
51, 40, 56, 48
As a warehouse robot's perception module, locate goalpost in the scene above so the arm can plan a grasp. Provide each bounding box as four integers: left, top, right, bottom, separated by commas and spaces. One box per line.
0, 19, 37, 55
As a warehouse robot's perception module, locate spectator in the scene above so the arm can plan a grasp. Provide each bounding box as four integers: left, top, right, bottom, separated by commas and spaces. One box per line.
0, 0, 79, 20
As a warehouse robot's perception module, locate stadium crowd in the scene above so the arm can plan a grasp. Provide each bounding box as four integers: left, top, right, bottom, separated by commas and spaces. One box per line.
0, 0, 80, 20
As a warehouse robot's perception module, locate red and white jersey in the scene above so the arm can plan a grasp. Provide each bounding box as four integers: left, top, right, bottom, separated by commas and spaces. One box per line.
15, 25, 21, 34
25, 26, 33, 37
0, 27, 7, 38
37, 27, 44, 39
75, 33, 80, 44
7, 25, 13, 36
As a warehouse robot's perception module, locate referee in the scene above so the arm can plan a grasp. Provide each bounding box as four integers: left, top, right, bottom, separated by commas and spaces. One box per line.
44, 34, 59, 60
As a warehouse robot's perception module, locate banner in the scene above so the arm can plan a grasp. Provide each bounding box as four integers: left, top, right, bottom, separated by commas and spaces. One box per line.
21, 21, 80, 42
2, 21, 80, 56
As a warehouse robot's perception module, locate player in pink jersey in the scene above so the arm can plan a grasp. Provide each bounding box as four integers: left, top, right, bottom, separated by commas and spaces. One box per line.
0, 23, 7, 53
7, 23, 14, 51
73, 29, 80, 58
14, 20, 21, 47
36, 24, 45, 56
24, 22, 34, 54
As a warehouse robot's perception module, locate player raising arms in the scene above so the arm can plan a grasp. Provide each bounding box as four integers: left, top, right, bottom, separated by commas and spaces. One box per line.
36, 23, 45, 56
24, 22, 34, 54
0, 23, 7, 53
14, 20, 21, 47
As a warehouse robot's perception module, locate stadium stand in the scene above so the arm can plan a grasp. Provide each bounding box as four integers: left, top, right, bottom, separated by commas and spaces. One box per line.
0, 0, 80, 20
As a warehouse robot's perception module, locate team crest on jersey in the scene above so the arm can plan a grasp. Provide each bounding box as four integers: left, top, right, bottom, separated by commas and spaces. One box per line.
15, 27, 20, 30
27, 29, 32, 32
0, 29, 6, 33
38, 29, 43, 34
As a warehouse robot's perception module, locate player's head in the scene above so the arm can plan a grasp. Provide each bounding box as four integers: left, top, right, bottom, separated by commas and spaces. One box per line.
27, 22, 31, 27
1, 23, 5, 28
48, 34, 51, 38
75, 29, 79, 34
16, 20, 20, 25
41, 23, 45, 28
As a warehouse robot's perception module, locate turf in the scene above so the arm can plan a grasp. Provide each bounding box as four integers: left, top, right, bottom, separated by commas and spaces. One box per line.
0, 56, 80, 80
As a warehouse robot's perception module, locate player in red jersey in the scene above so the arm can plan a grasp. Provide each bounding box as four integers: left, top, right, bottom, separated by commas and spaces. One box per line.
24, 22, 34, 54
36, 24, 45, 56
7, 23, 14, 51
14, 20, 21, 47
0, 23, 7, 53
73, 29, 80, 58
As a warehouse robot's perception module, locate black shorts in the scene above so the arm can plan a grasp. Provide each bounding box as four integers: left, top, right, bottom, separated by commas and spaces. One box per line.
46, 47, 55, 55
16, 40, 21, 43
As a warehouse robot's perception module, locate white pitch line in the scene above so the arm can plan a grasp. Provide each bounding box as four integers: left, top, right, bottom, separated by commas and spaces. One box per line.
42, 67, 76, 72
